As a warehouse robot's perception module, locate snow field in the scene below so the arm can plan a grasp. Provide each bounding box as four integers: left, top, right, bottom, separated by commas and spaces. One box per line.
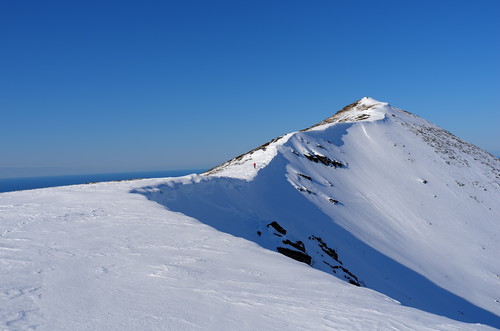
2, 180, 494, 330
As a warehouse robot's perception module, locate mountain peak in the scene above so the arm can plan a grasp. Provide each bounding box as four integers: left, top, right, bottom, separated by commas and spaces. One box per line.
304, 97, 388, 131
359, 96, 383, 105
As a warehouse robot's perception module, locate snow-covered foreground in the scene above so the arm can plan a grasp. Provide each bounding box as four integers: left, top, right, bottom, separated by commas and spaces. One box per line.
0, 180, 494, 330
1, 98, 499, 330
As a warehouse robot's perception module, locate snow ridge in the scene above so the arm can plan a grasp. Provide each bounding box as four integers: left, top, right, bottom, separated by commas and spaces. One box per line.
204, 97, 387, 179
203, 133, 292, 180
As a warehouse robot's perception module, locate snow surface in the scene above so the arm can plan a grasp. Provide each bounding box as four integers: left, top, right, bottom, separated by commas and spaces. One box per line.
1, 97, 499, 330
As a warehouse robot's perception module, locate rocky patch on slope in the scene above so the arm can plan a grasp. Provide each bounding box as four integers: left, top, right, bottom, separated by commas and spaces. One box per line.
260, 220, 363, 286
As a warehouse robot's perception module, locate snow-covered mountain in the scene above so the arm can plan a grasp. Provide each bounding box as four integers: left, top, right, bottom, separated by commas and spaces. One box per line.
1, 97, 499, 330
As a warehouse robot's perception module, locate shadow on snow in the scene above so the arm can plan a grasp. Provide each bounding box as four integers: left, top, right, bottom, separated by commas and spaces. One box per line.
132, 155, 500, 329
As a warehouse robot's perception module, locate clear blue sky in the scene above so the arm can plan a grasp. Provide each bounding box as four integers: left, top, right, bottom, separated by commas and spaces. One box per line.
1, 0, 499, 178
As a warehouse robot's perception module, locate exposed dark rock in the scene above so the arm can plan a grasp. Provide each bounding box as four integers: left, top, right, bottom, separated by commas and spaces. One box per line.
303, 153, 345, 168
323, 260, 337, 273
296, 187, 314, 194
277, 247, 312, 265
355, 114, 370, 121
298, 173, 312, 181
328, 198, 339, 204
323, 261, 363, 287
340, 266, 364, 287
282, 239, 306, 252
348, 279, 361, 286
267, 221, 286, 235
309, 235, 339, 262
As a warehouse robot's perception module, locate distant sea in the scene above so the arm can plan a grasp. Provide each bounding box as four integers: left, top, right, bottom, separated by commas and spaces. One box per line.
0, 169, 206, 193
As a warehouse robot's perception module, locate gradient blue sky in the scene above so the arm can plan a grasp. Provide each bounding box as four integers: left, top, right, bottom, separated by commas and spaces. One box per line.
1, 0, 499, 178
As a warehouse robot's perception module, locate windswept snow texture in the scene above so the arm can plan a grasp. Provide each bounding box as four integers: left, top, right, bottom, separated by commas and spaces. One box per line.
139, 97, 500, 328
1, 97, 499, 330
1, 180, 492, 330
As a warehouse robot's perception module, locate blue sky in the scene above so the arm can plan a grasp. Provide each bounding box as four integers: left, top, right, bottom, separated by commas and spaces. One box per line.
1, 0, 499, 178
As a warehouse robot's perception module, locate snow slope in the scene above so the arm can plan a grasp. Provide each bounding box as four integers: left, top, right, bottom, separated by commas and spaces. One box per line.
2, 180, 492, 330
1, 97, 499, 330
139, 98, 500, 327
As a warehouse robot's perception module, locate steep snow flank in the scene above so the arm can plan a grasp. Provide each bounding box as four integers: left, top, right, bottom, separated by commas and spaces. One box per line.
138, 98, 500, 328
1, 180, 492, 330
282, 106, 500, 318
